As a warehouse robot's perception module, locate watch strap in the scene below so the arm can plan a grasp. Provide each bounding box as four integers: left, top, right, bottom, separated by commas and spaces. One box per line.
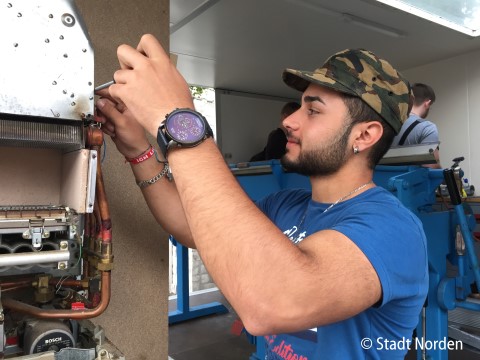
205, 120, 214, 139
157, 122, 169, 159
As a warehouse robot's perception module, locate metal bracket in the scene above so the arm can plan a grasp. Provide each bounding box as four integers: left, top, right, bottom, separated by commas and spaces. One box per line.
23, 219, 50, 248
86, 150, 97, 214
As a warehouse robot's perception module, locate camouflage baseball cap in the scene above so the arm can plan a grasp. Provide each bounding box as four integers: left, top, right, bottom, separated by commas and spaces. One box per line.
283, 49, 413, 134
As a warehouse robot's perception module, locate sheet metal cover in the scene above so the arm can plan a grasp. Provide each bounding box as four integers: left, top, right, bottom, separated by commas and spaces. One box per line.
0, 0, 94, 121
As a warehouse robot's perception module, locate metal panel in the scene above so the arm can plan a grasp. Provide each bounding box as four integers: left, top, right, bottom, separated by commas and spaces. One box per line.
85, 150, 97, 213
0, 0, 94, 121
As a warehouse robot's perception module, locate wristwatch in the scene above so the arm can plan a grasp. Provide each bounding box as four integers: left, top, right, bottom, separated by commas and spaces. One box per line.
157, 108, 214, 158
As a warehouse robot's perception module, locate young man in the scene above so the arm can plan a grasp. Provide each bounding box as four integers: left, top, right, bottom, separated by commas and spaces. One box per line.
391, 83, 441, 168
95, 35, 428, 359
250, 101, 301, 161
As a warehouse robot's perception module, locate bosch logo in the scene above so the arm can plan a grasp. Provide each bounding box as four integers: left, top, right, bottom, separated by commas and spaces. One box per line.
45, 337, 62, 344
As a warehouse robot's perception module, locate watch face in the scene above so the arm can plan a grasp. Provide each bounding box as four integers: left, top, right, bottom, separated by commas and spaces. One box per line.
166, 110, 206, 144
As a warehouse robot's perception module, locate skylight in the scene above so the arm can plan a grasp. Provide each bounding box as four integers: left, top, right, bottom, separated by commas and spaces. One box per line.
375, 0, 480, 36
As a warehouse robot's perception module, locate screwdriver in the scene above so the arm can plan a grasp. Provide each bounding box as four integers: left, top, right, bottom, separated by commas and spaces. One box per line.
94, 80, 115, 92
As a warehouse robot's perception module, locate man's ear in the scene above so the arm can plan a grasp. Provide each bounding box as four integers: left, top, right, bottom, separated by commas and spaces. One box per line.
352, 121, 383, 153
425, 99, 432, 108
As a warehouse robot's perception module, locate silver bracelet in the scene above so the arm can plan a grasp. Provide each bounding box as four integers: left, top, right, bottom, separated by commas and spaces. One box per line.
136, 162, 170, 189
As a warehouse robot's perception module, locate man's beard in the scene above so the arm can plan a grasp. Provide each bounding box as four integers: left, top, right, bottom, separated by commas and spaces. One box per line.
281, 121, 354, 177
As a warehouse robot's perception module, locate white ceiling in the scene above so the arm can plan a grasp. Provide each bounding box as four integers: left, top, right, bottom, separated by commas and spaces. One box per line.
170, 0, 480, 99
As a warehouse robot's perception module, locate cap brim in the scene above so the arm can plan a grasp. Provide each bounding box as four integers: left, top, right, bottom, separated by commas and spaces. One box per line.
283, 68, 356, 97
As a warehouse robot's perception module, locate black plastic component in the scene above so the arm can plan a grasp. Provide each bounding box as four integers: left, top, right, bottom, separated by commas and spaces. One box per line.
451, 157, 465, 168
443, 168, 462, 205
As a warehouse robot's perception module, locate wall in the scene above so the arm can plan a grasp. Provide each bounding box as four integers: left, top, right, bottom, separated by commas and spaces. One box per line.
75, 1, 170, 359
403, 50, 480, 187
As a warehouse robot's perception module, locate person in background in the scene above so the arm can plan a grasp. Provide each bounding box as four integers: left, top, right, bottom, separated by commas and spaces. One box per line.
95, 35, 427, 359
250, 101, 300, 161
391, 82, 441, 168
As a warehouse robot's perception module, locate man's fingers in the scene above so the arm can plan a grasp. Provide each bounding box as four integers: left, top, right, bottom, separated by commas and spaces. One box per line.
116, 35, 168, 75
96, 98, 125, 120
136, 33, 169, 60
94, 107, 116, 138
101, 126, 116, 138
98, 119, 116, 135
116, 35, 168, 70
114, 34, 170, 79
115, 102, 127, 113
117, 43, 144, 70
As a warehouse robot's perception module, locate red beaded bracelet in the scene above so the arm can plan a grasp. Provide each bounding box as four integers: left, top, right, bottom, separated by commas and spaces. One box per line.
125, 145, 155, 165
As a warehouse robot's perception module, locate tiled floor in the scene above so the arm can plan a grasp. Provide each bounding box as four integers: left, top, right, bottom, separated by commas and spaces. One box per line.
168, 290, 480, 359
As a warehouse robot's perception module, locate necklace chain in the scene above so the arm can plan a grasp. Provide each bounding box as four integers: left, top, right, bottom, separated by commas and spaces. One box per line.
322, 181, 373, 213
292, 181, 373, 244
298, 180, 373, 227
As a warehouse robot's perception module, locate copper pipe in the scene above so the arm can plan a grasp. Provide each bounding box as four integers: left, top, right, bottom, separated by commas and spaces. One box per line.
87, 127, 112, 246
87, 205, 100, 276
49, 279, 85, 288
83, 212, 91, 278
96, 162, 112, 245
2, 278, 85, 289
94, 200, 102, 254
85, 125, 104, 148
2, 271, 111, 319
95, 160, 113, 265
2, 285, 31, 292
1, 279, 33, 288
94, 200, 101, 236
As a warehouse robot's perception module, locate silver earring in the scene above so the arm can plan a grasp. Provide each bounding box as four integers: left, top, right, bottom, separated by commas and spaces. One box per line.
353, 146, 359, 154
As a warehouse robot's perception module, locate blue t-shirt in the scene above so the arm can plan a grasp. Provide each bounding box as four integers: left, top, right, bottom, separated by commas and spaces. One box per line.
257, 187, 428, 359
